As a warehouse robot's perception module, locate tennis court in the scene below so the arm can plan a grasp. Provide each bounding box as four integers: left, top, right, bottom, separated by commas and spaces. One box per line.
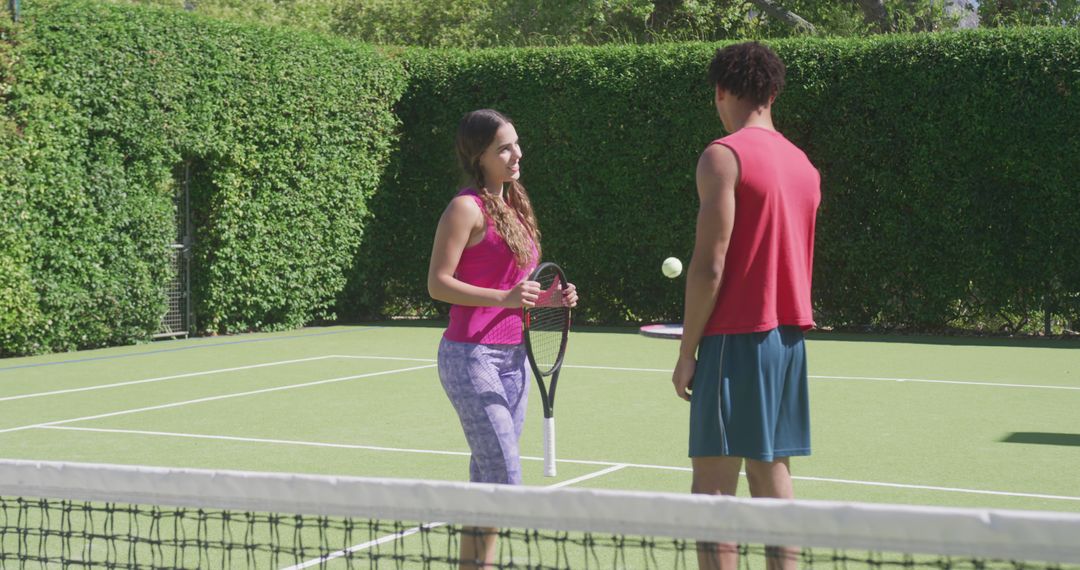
2, 324, 1079, 568
1, 323, 1077, 512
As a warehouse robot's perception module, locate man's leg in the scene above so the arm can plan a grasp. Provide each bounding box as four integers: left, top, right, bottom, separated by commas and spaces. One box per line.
692, 456, 743, 570
745, 457, 798, 570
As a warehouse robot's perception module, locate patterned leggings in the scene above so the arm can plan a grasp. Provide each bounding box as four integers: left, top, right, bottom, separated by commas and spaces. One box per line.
438, 337, 529, 484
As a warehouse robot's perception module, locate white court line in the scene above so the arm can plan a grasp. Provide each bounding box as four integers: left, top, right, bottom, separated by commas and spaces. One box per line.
554, 464, 629, 487
281, 521, 443, 570
6, 354, 1074, 405
282, 465, 629, 569
334, 356, 1080, 391
0, 356, 339, 403
3, 355, 429, 403
812, 375, 1080, 391
332, 355, 435, 362
793, 475, 1080, 501
560, 367, 1080, 391
38, 426, 1080, 503
0, 364, 436, 435
569, 364, 668, 372
569, 364, 1080, 391
334, 357, 666, 374
39, 426, 675, 469
42, 427, 474, 459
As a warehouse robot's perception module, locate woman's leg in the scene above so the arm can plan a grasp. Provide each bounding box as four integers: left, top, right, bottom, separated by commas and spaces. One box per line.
438, 340, 526, 568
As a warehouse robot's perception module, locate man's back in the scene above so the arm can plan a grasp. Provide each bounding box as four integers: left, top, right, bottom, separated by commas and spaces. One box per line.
704, 126, 820, 336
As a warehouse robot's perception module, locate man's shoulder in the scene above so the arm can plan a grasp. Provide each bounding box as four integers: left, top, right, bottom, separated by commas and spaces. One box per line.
707, 128, 766, 160
717, 129, 814, 167
696, 141, 740, 201
714, 126, 771, 142
698, 141, 738, 172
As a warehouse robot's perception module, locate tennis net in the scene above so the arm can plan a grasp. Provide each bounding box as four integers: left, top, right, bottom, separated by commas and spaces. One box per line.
1, 458, 1078, 569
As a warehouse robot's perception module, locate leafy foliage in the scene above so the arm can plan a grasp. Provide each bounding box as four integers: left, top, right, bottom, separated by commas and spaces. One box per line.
0, 1, 405, 354
348, 30, 1080, 333
331, 0, 765, 46
102, 0, 1024, 47
979, 0, 1080, 27
109, 0, 346, 34
3, 3, 1078, 357
0, 15, 43, 355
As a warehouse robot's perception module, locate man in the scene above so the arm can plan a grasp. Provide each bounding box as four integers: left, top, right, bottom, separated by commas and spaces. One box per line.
672, 41, 821, 570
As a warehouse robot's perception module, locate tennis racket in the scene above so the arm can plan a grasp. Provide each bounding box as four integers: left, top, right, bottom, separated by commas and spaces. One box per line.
523, 262, 571, 477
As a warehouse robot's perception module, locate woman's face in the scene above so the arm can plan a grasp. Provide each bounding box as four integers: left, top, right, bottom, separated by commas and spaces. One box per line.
479, 122, 522, 187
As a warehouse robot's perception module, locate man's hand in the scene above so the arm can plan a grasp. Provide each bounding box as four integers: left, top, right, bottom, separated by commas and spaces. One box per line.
672, 354, 697, 402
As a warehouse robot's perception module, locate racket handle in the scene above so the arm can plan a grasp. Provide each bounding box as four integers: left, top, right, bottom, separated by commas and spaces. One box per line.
543, 417, 556, 477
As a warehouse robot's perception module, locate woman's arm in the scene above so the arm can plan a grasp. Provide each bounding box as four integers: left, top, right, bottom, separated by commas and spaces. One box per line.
427, 196, 539, 308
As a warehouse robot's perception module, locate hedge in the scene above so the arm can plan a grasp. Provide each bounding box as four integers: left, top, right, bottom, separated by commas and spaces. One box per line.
347, 30, 1080, 332
3, 2, 1078, 356
0, 0, 405, 355
1, 13, 41, 354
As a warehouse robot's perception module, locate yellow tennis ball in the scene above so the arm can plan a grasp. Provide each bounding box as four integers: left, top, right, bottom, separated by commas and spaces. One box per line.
661, 257, 682, 278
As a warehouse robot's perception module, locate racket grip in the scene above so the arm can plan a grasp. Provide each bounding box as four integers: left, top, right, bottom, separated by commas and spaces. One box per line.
543, 417, 556, 477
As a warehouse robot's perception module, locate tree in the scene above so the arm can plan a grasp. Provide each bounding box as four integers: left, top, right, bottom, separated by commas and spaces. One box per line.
105, 0, 1076, 47
750, 0, 817, 32
978, 0, 1080, 26
856, 0, 890, 31
111, 0, 344, 34
331, 0, 760, 47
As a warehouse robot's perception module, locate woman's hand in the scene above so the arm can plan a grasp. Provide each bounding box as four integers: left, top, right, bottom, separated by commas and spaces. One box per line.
562, 283, 578, 308
504, 279, 541, 308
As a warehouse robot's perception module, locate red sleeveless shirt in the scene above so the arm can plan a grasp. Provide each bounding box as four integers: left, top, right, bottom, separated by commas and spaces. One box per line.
704, 127, 821, 335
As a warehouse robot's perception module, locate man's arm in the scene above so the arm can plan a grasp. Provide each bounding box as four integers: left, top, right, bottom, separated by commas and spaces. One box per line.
672, 143, 738, 401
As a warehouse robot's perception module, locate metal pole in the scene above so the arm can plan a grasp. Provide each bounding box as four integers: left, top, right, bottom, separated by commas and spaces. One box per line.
1044, 296, 1054, 336
9, 0, 19, 23
183, 161, 194, 335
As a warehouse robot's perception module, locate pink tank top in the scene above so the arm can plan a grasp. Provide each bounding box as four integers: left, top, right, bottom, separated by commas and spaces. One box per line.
444, 189, 537, 345
704, 127, 820, 335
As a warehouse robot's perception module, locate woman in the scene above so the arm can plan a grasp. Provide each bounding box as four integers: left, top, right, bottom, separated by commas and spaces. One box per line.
427, 109, 577, 568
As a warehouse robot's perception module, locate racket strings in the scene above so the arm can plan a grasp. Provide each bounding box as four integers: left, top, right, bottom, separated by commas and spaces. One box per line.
527, 269, 569, 374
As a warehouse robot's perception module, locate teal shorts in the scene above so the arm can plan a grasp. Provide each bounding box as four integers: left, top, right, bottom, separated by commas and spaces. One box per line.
689, 326, 810, 461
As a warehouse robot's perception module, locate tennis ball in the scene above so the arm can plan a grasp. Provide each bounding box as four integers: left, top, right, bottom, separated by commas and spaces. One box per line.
661, 257, 683, 278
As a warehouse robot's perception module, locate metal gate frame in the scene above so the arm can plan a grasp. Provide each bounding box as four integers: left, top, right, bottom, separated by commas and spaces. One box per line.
156, 162, 194, 338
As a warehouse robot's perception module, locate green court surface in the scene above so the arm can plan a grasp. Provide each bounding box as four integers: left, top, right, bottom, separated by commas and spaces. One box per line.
1, 323, 1077, 514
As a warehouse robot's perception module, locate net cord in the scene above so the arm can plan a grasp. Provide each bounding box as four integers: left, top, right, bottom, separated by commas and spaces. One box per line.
1, 459, 1078, 563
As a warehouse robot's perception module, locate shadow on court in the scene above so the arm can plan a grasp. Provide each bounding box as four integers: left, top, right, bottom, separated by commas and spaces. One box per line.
805, 331, 1080, 349
1001, 432, 1080, 448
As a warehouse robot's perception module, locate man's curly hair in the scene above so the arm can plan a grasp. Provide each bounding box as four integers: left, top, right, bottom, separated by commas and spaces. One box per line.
707, 42, 786, 107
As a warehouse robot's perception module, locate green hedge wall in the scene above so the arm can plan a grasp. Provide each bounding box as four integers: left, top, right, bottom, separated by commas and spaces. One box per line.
0, 14, 41, 355
347, 30, 1080, 332
1, 1, 404, 355
794, 31, 1080, 331
3, 3, 1078, 357
344, 44, 719, 323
